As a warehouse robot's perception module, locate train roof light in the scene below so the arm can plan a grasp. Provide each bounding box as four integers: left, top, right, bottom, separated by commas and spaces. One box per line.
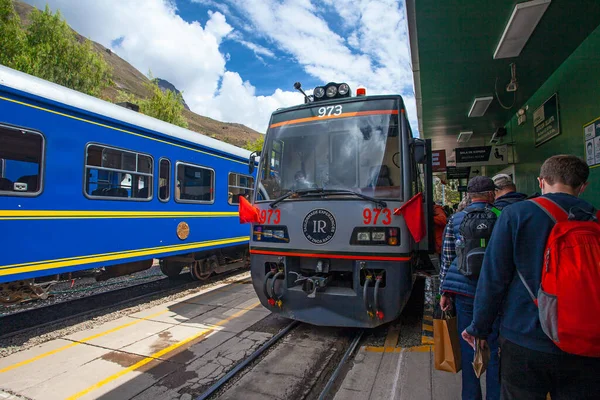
338, 83, 350, 96
326, 84, 338, 98
356, 87, 366, 96
314, 86, 325, 99
313, 82, 352, 102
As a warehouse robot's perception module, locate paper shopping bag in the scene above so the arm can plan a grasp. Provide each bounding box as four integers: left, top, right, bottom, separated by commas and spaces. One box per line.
473, 339, 490, 378
433, 312, 462, 373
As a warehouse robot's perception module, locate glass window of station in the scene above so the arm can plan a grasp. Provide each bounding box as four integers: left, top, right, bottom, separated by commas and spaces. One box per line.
228, 173, 255, 204
176, 162, 214, 203
85, 144, 153, 200
257, 99, 401, 201
0, 124, 44, 196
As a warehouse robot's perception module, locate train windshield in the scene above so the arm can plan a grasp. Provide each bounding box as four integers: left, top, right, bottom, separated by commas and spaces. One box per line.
257, 99, 401, 201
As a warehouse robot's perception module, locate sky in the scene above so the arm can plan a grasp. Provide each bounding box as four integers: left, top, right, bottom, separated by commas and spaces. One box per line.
24, 0, 417, 135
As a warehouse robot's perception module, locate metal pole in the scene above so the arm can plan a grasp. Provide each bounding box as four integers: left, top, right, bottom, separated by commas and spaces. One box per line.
442, 184, 445, 206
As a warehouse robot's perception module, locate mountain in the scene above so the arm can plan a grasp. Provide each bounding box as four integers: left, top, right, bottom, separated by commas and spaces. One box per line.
153, 78, 191, 111
11, 0, 262, 148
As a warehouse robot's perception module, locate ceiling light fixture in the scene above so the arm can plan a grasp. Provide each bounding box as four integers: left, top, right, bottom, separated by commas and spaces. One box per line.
468, 96, 494, 117
494, 0, 551, 59
457, 131, 473, 143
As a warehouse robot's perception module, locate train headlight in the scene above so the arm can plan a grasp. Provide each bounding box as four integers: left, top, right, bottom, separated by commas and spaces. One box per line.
326, 85, 338, 98
372, 231, 386, 242
357, 232, 371, 241
314, 86, 325, 99
338, 83, 350, 96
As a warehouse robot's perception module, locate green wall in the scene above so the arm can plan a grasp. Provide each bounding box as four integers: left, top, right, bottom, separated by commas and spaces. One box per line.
504, 24, 600, 207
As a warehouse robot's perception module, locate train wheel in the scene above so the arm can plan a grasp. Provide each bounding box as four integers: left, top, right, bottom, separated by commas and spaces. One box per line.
160, 260, 184, 278
190, 259, 211, 281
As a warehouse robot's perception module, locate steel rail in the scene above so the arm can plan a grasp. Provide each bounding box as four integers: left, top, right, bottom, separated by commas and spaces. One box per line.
196, 320, 300, 400
318, 329, 364, 400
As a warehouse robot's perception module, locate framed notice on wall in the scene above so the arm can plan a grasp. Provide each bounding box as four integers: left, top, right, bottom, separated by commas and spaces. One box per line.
583, 117, 600, 169
533, 93, 560, 147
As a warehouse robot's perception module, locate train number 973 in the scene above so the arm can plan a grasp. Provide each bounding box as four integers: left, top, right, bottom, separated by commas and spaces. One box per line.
363, 208, 392, 225
259, 209, 281, 224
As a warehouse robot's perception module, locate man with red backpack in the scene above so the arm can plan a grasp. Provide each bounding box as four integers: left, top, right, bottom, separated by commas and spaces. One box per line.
463, 155, 600, 399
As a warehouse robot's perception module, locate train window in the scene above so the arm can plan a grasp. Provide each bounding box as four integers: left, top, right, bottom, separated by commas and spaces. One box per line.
228, 173, 255, 205
175, 162, 214, 203
84, 144, 153, 200
0, 125, 44, 196
158, 158, 170, 202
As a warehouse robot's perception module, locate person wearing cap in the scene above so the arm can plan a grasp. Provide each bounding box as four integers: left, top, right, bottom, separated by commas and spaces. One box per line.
439, 176, 500, 400
492, 174, 527, 210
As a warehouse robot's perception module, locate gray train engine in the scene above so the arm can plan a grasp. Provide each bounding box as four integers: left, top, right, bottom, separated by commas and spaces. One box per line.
247, 83, 434, 328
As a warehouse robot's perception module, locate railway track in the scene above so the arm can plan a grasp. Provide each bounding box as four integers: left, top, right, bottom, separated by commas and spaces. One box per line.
195, 321, 364, 400
0, 268, 249, 341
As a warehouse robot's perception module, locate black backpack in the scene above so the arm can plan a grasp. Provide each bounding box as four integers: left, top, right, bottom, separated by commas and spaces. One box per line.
456, 206, 500, 278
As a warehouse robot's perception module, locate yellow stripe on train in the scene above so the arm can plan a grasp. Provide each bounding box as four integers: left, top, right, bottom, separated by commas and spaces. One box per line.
0, 236, 250, 276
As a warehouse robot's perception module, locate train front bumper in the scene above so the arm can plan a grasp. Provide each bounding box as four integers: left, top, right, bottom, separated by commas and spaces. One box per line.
250, 254, 414, 328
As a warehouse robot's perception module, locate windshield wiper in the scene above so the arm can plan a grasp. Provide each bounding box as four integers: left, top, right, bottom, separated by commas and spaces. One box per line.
269, 188, 326, 209
318, 189, 387, 208
269, 188, 386, 209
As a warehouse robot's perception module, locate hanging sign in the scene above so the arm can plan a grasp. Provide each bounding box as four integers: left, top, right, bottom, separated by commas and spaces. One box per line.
446, 166, 471, 180
455, 145, 508, 167
583, 117, 600, 169
431, 150, 447, 172
534, 93, 560, 146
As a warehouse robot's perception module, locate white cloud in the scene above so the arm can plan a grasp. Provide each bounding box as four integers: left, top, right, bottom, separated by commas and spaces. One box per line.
22, 0, 417, 134
23, 0, 298, 132
226, 0, 417, 131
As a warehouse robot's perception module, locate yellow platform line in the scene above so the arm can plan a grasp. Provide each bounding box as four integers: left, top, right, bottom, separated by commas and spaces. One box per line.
66, 301, 261, 400
383, 323, 401, 351
363, 345, 432, 353
422, 324, 433, 332
0, 277, 248, 374
0, 310, 167, 374
422, 336, 435, 345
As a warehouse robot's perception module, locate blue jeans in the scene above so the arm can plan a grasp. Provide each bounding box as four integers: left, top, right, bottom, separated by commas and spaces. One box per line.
454, 294, 500, 400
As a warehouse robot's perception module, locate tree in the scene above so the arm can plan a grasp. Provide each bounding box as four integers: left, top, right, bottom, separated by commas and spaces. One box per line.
244, 136, 265, 153
117, 78, 188, 128
0, 0, 26, 68
0, 1, 111, 97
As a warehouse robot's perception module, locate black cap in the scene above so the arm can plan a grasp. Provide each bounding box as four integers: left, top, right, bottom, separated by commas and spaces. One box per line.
467, 176, 496, 193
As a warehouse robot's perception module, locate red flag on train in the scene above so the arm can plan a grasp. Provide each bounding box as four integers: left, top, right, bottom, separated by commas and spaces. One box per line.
393, 192, 425, 242
239, 196, 260, 224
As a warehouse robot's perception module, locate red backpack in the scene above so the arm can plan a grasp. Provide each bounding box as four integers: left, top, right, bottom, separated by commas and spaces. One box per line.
517, 197, 600, 356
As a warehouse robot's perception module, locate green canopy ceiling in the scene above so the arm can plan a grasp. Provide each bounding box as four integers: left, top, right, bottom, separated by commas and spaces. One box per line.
407, 0, 600, 145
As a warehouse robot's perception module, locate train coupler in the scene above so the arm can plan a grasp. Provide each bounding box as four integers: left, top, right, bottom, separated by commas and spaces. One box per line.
289, 272, 331, 298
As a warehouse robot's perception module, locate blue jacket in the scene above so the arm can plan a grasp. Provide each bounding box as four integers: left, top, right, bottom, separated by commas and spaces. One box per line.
440, 201, 490, 298
493, 191, 527, 209
467, 193, 597, 354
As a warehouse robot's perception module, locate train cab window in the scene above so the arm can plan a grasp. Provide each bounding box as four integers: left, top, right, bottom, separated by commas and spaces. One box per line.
0, 125, 44, 196
175, 162, 214, 203
228, 173, 255, 205
158, 158, 170, 202
85, 144, 153, 200
258, 111, 401, 201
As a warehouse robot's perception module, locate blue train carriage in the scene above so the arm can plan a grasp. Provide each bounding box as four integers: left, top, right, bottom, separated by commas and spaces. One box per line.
247, 83, 435, 328
0, 65, 255, 303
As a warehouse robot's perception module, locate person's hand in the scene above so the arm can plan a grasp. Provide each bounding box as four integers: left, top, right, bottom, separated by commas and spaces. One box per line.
439, 294, 452, 311
461, 330, 487, 350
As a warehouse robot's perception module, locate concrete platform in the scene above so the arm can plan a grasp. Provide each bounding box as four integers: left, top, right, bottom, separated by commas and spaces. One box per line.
334, 345, 464, 400
0, 274, 467, 400
0, 276, 270, 400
